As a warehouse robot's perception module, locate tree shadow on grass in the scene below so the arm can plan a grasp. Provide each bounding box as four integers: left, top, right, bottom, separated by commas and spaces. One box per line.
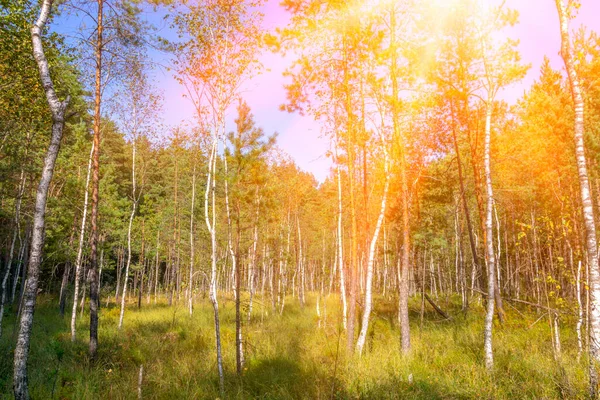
359, 377, 473, 400
240, 356, 346, 400
240, 357, 469, 400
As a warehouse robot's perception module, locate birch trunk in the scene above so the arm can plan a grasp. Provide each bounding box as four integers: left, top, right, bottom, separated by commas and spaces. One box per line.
206, 137, 224, 391
334, 135, 347, 330
356, 138, 390, 355
115, 247, 122, 303
297, 216, 305, 307
555, 1, 600, 394
154, 231, 159, 304
119, 140, 138, 329
14, 1, 70, 396
577, 260, 583, 361
223, 153, 243, 373
483, 96, 495, 371
71, 142, 94, 341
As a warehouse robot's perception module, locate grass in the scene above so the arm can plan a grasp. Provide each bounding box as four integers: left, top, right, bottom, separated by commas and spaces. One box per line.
0, 291, 589, 399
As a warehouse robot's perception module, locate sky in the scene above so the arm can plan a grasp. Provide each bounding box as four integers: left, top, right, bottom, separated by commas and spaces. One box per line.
57, 0, 600, 183
500, 0, 600, 103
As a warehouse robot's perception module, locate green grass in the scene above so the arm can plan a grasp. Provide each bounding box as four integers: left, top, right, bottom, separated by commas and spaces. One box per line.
0, 292, 589, 399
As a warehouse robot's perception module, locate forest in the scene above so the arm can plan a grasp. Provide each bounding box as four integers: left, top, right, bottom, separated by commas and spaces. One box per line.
1, 0, 600, 398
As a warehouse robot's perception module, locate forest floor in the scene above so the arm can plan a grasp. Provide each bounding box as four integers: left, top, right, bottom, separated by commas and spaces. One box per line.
0, 292, 589, 399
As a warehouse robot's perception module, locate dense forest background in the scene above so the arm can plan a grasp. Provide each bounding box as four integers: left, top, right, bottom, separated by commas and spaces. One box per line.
2, 0, 600, 398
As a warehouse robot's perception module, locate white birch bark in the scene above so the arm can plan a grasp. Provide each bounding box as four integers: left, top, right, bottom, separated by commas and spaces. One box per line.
483, 95, 495, 371
137, 364, 143, 400
555, 1, 600, 394
356, 133, 390, 355
577, 260, 583, 361
119, 139, 138, 329
334, 134, 347, 330
297, 216, 305, 306
14, 2, 70, 396
205, 136, 224, 391
223, 149, 242, 371
71, 141, 94, 341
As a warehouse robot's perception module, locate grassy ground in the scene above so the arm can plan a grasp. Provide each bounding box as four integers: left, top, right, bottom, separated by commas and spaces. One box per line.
0, 292, 589, 399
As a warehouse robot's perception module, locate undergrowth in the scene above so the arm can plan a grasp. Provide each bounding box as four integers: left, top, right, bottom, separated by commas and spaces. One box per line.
0, 292, 588, 399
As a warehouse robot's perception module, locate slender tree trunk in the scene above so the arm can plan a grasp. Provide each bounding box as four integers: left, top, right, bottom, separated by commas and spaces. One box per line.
206, 137, 224, 392
14, 2, 70, 396
71, 142, 94, 341
223, 153, 243, 373
247, 193, 260, 321
356, 138, 390, 354
555, 1, 600, 395
0, 168, 25, 337
99, 248, 104, 294
280, 215, 292, 315
88, 0, 103, 360
79, 264, 87, 318
334, 132, 347, 330
59, 262, 70, 316
388, 6, 411, 352
60, 213, 77, 315
154, 231, 159, 304
189, 163, 196, 316
250, 225, 260, 322
13, 228, 29, 306
119, 140, 137, 329
483, 96, 495, 371
138, 234, 144, 310
235, 250, 244, 375
577, 260, 584, 361
115, 246, 123, 303
451, 101, 481, 310
296, 215, 304, 308
342, 29, 359, 353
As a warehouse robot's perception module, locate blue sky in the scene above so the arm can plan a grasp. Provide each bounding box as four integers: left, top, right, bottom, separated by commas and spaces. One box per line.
52, 0, 600, 183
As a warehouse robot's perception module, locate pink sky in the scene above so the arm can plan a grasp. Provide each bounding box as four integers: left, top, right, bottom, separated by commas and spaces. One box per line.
500, 0, 600, 103
157, 0, 600, 183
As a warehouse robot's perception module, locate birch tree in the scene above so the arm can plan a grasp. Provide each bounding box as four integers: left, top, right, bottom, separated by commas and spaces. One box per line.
473, 1, 527, 370
14, 1, 71, 397
174, 0, 264, 389
116, 55, 161, 329
356, 125, 391, 355
70, 141, 94, 341
555, 0, 600, 395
